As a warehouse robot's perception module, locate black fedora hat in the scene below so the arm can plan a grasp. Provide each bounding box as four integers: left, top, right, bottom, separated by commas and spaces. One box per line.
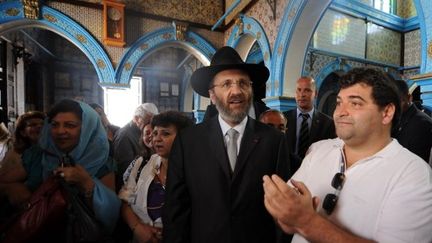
190, 46, 269, 98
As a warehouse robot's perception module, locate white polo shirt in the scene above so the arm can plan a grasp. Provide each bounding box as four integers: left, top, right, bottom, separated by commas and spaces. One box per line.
291, 138, 432, 243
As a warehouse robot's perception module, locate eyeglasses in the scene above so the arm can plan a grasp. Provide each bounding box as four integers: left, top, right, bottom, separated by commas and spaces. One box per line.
211, 80, 252, 90
322, 172, 345, 215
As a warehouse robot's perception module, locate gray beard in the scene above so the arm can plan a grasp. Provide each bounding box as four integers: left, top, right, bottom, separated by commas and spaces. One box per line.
213, 95, 252, 124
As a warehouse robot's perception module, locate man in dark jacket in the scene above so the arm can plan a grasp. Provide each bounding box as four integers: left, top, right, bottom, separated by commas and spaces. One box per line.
163, 46, 290, 243
284, 77, 336, 174
392, 79, 432, 162
112, 103, 158, 190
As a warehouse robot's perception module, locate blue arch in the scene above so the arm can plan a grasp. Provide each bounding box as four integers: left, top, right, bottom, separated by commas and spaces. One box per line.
407, 79, 416, 88
246, 47, 263, 64
413, 0, 431, 73
270, 0, 307, 97
227, 15, 272, 95
0, 1, 115, 84
116, 27, 216, 85
315, 59, 351, 89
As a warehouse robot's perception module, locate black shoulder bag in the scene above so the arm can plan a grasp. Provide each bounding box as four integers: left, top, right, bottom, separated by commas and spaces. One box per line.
61, 155, 106, 243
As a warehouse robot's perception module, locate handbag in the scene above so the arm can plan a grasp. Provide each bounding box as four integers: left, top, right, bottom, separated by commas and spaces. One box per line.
2, 152, 107, 243
2, 179, 106, 243
1, 176, 68, 243
63, 182, 106, 243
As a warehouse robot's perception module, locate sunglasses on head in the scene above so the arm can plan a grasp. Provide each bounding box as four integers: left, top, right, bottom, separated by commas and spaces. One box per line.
322, 172, 345, 215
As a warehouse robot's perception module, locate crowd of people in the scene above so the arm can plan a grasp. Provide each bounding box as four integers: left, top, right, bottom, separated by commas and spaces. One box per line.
0, 46, 431, 243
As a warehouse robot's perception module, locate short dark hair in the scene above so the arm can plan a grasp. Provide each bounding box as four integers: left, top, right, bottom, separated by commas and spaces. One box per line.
14, 111, 46, 153
151, 111, 194, 132
48, 99, 83, 122
258, 109, 286, 122
392, 79, 409, 100
339, 68, 401, 128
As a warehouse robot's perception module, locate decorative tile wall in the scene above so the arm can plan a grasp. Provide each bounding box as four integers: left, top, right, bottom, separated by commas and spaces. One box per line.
224, 0, 252, 24
303, 52, 398, 86
125, 16, 171, 47
397, 0, 417, 19
127, 0, 223, 26
192, 27, 225, 50
404, 29, 421, 67
355, 0, 417, 18
245, 0, 288, 50
48, 2, 101, 38
366, 23, 401, 66
229, 0, 290, 50
48, 2, 125, 66
76, 0, 223, 26
313, 9, 366, 59
304, 54, 337, 79
48, 2, 224, 67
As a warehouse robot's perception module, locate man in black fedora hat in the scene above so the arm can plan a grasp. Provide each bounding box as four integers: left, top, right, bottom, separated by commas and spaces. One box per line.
163, 46, 290, 243
201, 63, 270, 122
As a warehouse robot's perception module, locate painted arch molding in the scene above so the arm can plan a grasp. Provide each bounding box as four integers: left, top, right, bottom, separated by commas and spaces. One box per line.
0, 1, 115, 85
227, 14, 272, 96
116, 27, 216, 85
0, 1, 217, 88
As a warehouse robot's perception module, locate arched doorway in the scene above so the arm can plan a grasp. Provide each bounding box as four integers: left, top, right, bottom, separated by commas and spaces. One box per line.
317, 72, 342, 117
0, 2, 115, 84
0, 1, 113, 125
114, 26, 215, 122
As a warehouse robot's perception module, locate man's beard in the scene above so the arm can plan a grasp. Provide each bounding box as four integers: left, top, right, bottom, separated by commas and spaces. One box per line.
213, 94, 252, 124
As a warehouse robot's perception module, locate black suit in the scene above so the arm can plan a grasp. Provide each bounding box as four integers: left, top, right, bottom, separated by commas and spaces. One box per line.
203, 101, 269, 122
392, 104, 432, 162
163, 117, 290, 243
284, 109, 336, 173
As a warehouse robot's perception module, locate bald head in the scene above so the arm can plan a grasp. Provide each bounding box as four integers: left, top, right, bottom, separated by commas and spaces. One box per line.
295, 76, 317, 112
259, 109, 287, 133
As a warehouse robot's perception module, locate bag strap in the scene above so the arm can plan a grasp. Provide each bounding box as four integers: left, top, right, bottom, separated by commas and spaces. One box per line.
42, 149, 74, 167
135, 157, 146, 183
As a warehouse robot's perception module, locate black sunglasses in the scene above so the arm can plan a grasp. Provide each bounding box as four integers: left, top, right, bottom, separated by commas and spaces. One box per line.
322, 172, 345, 215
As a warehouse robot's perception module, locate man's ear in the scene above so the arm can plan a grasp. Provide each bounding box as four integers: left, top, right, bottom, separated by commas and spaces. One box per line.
209, 90, 216, 104
382, 103, 395, 125
314, 89, 318, 98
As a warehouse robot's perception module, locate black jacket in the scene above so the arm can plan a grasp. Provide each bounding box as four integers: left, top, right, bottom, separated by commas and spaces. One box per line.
163, 117, 290, 243
392, 104, 432, 162
283, 109, 336, 174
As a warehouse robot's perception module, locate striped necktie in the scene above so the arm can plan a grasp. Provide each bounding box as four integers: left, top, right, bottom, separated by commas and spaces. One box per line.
298, 113, 310, 158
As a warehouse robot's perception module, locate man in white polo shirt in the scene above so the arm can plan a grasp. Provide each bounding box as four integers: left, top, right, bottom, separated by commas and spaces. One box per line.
263, 67, 432, 243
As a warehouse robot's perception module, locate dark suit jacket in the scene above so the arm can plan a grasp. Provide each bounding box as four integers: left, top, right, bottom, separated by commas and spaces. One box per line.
392, 104, 432, 162
283, 109, 336, 173
203, 101, 269, 122
163, 117, 290, 243
112, 121, 143, 191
